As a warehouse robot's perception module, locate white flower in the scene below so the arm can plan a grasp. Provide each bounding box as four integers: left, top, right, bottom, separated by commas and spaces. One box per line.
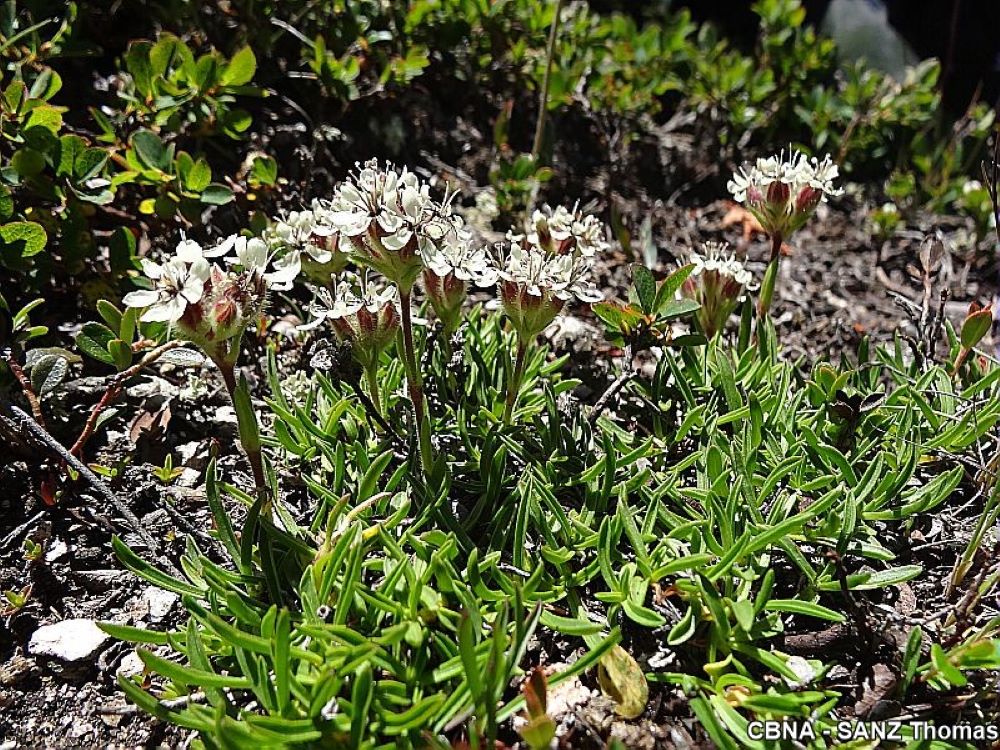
122, 234, 275, 349
496, 203, 607, 306
532, 204, 608, 257
175, 238, 207, 262
492, 241, 602, 340
326, 160, 433, 246
299, 273, 398, 331
299, 273, 400, 368
803, 155, 842, 196
123, 253, 210, 323
325, 159, 453, 291
509, 204, 609, 258
208, 234, 299, 291
680, 242, 753, 338
207, 235, 267, 269
267, 208, 337, 266
688, 242, 754, 289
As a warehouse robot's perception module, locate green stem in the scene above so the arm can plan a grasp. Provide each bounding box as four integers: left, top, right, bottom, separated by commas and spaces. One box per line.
364, 363, 382, 418
217, 359, 266, 498
756, 232, 784, 323
399, 292, 434, 476
503, 339, 529, 424
213, 345, 279, 604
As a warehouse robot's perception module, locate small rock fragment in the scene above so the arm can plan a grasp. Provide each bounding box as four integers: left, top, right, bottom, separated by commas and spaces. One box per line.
28, 619, 109, 662
45, 539, 68, 562
142, 586, 179, 623
115, 651, 145, 680
215, 405, 238, 424
177, 467, 201, 488
72, 569, 126, 592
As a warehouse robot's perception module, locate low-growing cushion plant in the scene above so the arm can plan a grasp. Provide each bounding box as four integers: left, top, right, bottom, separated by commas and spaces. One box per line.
67, 155, 1000, 748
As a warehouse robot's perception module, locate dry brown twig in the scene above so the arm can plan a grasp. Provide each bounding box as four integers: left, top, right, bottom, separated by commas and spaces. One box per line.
69, 339, 186, 458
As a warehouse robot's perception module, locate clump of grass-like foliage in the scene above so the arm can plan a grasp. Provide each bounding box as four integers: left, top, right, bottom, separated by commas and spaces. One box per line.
68, 151, 1000, 749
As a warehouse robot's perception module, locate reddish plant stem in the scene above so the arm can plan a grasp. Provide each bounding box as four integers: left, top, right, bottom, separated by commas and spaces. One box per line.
5, 355, 46, 428
951, 346, 972, 377
70, 340, 185, 458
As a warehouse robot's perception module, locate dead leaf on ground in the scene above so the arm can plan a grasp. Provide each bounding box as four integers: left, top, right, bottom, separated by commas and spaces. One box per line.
720, 202, 794, 255
854, 663, 898, 718
129, 401, 172, 444
597, 645, 649, 719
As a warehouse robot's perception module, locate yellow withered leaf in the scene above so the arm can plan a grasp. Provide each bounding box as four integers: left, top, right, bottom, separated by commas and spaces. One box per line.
597, 645, 649, 719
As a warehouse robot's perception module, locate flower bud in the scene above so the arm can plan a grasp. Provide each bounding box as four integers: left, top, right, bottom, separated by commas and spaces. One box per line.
211, 297, 239, 332
422, 268, 468, 334
767, 180, 791, 209
795, 186, 821, 215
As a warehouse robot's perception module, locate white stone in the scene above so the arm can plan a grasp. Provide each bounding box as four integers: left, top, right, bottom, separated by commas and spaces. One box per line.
115, 651, 145, 679
44, 539, 68, 562
215, 405, 238, 424
28, 619, 109, 662
142, 586, 179, 623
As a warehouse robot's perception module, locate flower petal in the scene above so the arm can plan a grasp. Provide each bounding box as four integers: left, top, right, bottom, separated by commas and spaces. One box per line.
122, 289, 160, 308
176, 238, 206, 263
140, 258, 164, 279
141, 296, 186, 322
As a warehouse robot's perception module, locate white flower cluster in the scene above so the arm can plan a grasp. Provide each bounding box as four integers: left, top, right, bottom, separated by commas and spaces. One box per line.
728, 150, 842, 237
300, 272, 401, 370
688, 241, 754, 290
123, 235, 291, 326
125, 163, 611, 345
265, 206, 339, 281
728, 151, 841, 205
300, 272, 398, 330
500, 204, 606, 304
681, 242, 754, 338
495, 243, 603, 304
321, 160, 449, 256
494, 204, 606, 338
511, 204, 609, 258
420, 229, 496, 287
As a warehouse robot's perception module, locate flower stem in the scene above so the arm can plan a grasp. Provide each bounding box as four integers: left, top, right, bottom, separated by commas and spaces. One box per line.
503, 339, 529, 424
217, 359, 267, 497
364, 363, 383, 418
399, 291, 434, 476
756, 232, 784, 323
531, 0, 565, 161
